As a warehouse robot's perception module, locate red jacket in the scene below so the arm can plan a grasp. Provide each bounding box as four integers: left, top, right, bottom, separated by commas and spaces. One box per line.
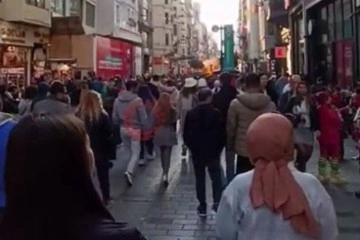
318, 104, 342, 145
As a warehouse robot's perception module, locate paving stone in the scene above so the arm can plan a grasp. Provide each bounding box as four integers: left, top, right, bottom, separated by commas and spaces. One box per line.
108, 140, 360, 239
156, 224, 184, 230
168, 230, 196, 237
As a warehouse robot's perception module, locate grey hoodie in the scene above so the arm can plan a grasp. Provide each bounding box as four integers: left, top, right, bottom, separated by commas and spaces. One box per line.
112, 91, 148, 130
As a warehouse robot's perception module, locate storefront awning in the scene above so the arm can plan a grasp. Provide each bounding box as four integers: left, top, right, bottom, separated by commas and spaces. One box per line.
51, 17, 85, 35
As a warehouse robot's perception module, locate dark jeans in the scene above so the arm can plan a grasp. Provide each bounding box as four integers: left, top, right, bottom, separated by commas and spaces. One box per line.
236, 155, 254, 174
192, 157, 223, 206
95, 158, 110, 201
295, 143, 313, 172
140, 139, 154, 159
0, 207, 4, 224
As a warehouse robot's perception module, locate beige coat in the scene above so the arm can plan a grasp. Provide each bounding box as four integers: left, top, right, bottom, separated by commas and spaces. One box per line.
227, 92, 276, 157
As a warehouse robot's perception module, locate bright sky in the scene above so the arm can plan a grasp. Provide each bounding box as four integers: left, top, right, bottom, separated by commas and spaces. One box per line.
194, 0, 238, 44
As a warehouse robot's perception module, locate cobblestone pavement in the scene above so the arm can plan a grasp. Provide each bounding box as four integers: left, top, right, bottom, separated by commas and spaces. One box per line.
105, 138, 360, 240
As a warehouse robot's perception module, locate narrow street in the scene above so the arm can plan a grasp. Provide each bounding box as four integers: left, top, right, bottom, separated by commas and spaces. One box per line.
106, 139, 360, 240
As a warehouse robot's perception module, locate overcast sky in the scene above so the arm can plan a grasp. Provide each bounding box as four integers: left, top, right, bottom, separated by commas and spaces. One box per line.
194, 0, 238, 44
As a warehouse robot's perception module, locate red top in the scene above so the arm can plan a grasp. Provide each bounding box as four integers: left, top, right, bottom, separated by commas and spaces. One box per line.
318, 104, 342, 145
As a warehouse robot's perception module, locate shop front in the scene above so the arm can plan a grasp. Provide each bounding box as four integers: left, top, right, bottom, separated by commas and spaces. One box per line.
0, 21, 49, 86
302, 0, 356, 87
95, 36, 134, 80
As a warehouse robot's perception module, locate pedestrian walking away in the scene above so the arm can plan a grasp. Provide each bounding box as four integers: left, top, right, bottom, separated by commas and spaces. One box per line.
227, 73, 276, 175
183, 88, 225, 217
0, 115, 146, 240
76, 90, 114, 206
152, 92, 178, 185
112, 80, 148, 186
216, 113, 338, 240
178, 77, 198, 158
212, 72, 238, 183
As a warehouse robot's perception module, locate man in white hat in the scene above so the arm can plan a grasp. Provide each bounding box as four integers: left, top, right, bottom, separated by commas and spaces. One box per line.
179, 78, 198, 156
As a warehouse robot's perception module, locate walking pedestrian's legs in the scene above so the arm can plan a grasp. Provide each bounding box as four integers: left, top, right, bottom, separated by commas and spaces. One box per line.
127, 132, 141, 174
160, 146, 172, 183
225, 147, 235, 183
236, 155, 254, 174
192, 158, 207, 215
95, 158, 110, 202
121, 127, 141, 186
207, 160, 223, 212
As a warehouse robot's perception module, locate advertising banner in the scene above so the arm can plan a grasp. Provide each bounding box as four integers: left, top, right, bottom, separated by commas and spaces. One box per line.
222, 24, 235, 71
96, 36, 133, 79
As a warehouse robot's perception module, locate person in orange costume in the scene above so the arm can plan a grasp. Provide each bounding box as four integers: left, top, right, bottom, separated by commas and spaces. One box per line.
316, 92, 346, 184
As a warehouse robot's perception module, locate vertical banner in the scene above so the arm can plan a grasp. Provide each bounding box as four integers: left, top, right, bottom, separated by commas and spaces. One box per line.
222, 25, 235, 71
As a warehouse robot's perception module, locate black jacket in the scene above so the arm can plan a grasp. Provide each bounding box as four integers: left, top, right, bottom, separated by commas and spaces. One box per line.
284, 96, 319, 131
212, 85, 238, 122
85, 111, 115, 160
183, 104, 226, 161
147, 83, 160, 100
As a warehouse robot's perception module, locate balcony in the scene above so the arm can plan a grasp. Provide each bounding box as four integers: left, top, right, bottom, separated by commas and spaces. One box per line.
0, 0, 51, 27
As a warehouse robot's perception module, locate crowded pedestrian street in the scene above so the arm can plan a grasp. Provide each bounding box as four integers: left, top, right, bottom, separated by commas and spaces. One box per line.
105, 137, 360, 240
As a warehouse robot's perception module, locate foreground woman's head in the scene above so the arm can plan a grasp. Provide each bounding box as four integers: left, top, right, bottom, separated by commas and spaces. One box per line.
246, 113, 320, 238
1, 115, 112, 240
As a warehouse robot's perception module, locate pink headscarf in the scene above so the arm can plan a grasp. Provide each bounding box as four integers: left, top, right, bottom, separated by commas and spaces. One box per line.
247, 113, 320, 238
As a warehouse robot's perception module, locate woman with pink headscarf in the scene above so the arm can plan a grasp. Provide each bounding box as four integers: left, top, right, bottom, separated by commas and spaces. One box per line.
216, 113, 338, 240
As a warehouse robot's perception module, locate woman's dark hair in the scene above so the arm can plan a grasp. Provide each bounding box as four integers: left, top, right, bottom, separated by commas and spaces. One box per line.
295, 81, 308, 95
0, 115, 113, 240
23, 85, 38, 100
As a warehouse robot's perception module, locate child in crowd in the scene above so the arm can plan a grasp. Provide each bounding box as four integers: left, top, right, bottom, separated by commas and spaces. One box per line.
316, 92, 346, 185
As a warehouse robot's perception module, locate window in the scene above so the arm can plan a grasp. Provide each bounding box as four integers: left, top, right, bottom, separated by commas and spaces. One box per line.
335, 0, 343, 40
328, 3, 335, 41
174, 24, 177, 36
165, 0, 169, 4
142, 8, 148, 21
165, 33, 169, 46
343, 0, 352, 38
51, 0, 66, 15
85, 2, 95, 27
165, 12, 169, 24
115, 4, 120, 24
69, 0, 82, 17
26, 0, 45, 8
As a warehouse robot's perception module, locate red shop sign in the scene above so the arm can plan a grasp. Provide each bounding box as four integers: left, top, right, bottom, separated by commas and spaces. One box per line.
95, 36, 133, 80
275, 46, 287, 59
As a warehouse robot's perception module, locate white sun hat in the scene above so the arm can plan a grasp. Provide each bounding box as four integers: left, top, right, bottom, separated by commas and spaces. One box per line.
197, 78, 208, 88
184, 77, 197, 88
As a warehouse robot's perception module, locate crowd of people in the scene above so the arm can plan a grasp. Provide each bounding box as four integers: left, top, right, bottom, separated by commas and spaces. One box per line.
0, 70, 358, 239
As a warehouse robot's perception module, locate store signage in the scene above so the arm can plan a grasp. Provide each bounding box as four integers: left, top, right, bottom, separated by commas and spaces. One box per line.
95, 36, 133, 80
275, 46, 286, 58
0, 21, 49, 46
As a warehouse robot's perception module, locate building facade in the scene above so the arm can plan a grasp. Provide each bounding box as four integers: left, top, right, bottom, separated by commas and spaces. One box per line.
0, 0, 51, 85
151, 0, 174, 74
288, 0, 360, 87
